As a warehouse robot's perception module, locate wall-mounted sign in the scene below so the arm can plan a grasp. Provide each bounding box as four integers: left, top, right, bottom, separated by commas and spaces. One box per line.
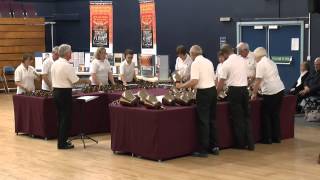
271, 56, 293, 65
139, 0, 157, 55
90, 1, 113, 53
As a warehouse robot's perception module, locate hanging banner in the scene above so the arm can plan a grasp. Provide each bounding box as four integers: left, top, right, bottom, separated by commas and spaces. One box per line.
90, 1, 113, 53
139, 0, 157, 55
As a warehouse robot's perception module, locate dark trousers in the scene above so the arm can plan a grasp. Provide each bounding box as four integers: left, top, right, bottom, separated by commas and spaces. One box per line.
227, 86, 254, 148
261, 90, 284, 142
196, 86, 218, 152
53, 88, 72, 147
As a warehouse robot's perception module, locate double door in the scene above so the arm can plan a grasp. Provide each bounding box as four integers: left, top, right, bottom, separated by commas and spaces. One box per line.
237, 21, 304, 89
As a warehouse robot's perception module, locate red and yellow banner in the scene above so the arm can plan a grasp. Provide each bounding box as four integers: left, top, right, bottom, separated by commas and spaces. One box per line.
90, 1, 113, 53
139, 0, 157, 55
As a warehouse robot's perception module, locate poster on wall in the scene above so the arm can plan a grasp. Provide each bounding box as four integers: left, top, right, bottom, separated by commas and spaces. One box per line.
139, 0, 157, 55
90, 1, 113, 54
139, 54, 155, 77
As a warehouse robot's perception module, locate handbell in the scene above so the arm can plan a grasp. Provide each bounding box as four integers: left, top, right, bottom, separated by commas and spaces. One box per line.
162, 94, 176, 106
136, 89, 150, 104
119, 90, 139, 107
171, 71, 182, 83
144, 95, 162, 109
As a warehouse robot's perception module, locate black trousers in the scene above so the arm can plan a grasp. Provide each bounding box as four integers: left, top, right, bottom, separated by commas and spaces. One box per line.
227, 86, 254, 148
196, 86, 218, 152
53, 88, 72, 147
261, 90, 284, 142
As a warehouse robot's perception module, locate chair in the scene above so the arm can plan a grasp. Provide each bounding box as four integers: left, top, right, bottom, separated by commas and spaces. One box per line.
23, 3, 37, 17
10, 2, 25, 18
3, 66, 17, 92
0, 72, 8, 93
0, 2, 13, 18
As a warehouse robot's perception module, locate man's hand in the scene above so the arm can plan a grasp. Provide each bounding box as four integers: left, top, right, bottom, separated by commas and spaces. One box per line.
176, 83, 183, 89
251, 93, 257, 100
299, 86, 310, 96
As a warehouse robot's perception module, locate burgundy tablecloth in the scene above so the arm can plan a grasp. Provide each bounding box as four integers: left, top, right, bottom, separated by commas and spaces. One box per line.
13, 92, 109, 139
110, 96, 296, 161
12, 88, 170, 139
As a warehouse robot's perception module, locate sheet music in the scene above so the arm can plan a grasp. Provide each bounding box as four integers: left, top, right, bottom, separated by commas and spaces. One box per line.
77, 96, 99, 102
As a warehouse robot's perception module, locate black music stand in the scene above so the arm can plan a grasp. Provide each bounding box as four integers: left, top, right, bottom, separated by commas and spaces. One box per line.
70, 96, 99, 148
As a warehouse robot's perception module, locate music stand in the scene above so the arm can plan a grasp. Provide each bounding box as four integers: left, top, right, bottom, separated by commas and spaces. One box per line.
70, 96, 99, 148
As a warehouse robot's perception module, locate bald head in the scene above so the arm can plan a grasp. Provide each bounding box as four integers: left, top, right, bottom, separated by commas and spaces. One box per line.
189, 45, 203, 60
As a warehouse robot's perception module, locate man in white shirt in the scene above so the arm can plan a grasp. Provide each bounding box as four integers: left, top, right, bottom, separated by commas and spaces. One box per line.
177, 45, 219, 157
120, 49, 136, 85
237, 42, 256, 84
15, 54, 40, 94
175, 45, 193, 82
42, 46, 59, 91
217, 44, 254, 151
51, 44, 80, 150
251, 47, 285, 144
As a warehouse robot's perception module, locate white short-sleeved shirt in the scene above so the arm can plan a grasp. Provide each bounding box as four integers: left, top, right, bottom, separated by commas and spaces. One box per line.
256, 56, 285, 95
120, 60, 135, 83
244, 51, 256, 78
175, 55, 193, 81
190, 55, 215, 89
89, 59, 112, 85
216, 63, 223, 81
220, 54, 248, 87
41, 57, 54, 91
14, 64, 37, 94
51, 58, 79, 88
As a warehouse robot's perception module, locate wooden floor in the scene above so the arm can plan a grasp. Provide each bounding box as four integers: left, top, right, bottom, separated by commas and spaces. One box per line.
0, 94, 319, 180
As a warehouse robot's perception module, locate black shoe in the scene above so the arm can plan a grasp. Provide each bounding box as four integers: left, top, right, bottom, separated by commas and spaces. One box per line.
209, 147, 220, 155
272, 139, 281, 143
58, 143, 74, 150
192, 151, 208, 158
261, 139, 272, 144
247, 144, 255, 151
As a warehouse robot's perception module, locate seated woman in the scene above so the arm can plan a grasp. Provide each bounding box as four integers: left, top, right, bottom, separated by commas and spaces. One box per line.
175, 45, 193, 82
90, 47, 116, 86
299, 57, 320, 98
120, 49, 137, 85
14, 53, 40, 94
251, 47, 285, 144
290, 61, 310, 95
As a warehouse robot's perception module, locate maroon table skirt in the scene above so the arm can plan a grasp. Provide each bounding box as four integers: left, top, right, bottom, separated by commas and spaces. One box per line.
13, 92, 109, 139
12, 88, 170, 139
110, 96, 296, 161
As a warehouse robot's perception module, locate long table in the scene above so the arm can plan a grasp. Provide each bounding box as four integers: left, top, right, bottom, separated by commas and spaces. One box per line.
12, 88, 169, 139
13, 92, 109, 139
109, 96, 296, 161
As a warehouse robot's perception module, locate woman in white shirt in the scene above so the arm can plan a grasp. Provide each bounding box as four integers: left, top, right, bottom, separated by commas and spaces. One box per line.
216, 51, 228, 100
14, 53, 40, 94
175, 45, 193, 82
90, 47, 115, 86
251, 47, 285, 144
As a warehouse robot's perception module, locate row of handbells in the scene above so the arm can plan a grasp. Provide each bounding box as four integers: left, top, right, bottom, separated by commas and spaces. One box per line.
119, 87, 196, 109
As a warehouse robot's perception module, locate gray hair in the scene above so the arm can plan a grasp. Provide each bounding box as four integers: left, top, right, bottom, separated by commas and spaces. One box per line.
52, 46, 59, 54
253, 47, 267, 59
315, 57, 320, 62
237, 42, 250, 51
190, 45, 203, 56
58, 44, 72, 58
